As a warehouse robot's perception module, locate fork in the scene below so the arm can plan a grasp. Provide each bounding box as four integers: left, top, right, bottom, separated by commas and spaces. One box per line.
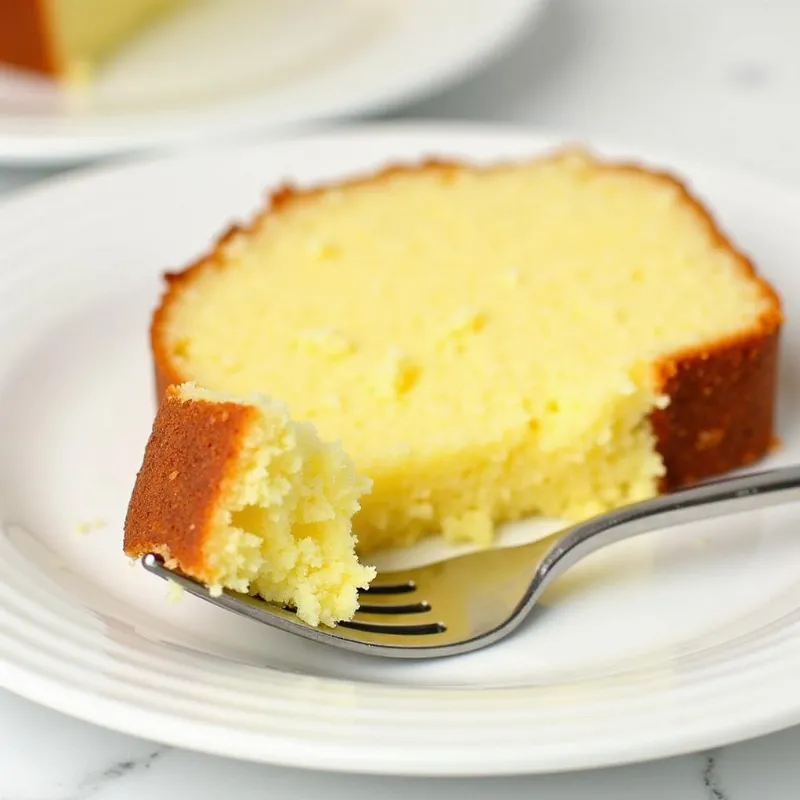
143, 464, 800, 659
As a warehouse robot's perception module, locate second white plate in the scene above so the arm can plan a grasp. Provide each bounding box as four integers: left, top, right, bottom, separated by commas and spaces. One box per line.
0, 0, 545, 165
0, 123, 799, 776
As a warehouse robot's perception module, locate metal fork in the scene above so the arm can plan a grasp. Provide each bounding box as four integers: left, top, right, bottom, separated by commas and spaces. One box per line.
143, 464, 800, 659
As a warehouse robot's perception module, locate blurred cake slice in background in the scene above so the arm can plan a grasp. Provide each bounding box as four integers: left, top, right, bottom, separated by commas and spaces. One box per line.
0, 0, 189, 79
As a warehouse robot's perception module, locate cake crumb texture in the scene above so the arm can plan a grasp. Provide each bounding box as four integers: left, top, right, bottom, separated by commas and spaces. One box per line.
151, 152, 782, 552
124, 383, 374, 627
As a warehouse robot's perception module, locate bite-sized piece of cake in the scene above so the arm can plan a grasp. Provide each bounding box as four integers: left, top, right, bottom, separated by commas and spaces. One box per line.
0, 0, 188, 79
124, 383, 375, 627
150, 152, 783, 553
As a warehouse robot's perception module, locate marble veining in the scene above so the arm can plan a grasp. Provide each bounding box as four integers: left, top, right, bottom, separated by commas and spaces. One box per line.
5, 684, 800, 800
704, 755, 730, 800
70, 749, 169, 800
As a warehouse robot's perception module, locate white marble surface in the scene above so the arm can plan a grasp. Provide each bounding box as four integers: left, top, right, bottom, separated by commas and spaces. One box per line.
4, 687, 800, 800
4, 0, 800, 797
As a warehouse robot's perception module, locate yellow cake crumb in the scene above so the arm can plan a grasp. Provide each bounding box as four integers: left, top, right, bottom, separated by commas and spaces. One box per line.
76, 518, 107, 535
295, 328, 356, 359
372, 348, 420, 399
439, 308, 488, 347
503, 268, 522, 287
166, 579, 185, 604
442, 510, 494, 547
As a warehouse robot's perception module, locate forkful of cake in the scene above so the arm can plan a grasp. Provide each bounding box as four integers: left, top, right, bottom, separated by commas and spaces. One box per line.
125, 384, 800, 659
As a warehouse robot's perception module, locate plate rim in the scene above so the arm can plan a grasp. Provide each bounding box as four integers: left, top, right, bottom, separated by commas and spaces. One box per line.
6, 659, 800, 777
1, 119, 799, 776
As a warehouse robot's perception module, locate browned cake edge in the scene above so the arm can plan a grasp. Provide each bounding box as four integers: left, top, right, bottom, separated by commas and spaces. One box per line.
0, 1, 59, 75
123, 385, 258, 580
149, 153, 784, 494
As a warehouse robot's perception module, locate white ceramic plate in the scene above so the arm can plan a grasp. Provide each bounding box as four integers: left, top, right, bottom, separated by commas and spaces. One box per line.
1, 123, 799, 777
0, 0, 545, 166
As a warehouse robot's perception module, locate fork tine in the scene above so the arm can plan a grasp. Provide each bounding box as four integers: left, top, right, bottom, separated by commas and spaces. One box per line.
340, 619, 446, 635
355, 601, 431, 615
360, 581, 417, 595
267, 601, 445, 635
284, 600, 433, 617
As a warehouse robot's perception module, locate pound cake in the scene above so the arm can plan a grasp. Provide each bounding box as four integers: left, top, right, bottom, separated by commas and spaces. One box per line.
124, 383, 375, 627
0, 0, 188, 79
151, 151, 783, 553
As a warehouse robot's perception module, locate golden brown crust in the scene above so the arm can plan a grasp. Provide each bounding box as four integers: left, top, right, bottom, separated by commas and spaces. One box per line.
653, 328, 781, 488
617, 159, 783, 487
0, 0, 59, 75
150, 152, 784, 491
124, 386, 256, 581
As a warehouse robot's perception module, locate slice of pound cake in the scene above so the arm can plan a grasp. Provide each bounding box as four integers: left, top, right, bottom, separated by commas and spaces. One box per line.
150, 151, 783, 553
124, 383, 375, 627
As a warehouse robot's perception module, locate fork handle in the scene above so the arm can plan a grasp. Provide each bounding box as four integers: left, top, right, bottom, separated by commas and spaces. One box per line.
533, 464, 800, 596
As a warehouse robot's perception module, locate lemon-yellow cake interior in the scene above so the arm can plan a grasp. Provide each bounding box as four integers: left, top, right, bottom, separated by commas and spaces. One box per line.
183, 384, 375, 627
159, 155, 775, 553
49, 0, 189, 78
